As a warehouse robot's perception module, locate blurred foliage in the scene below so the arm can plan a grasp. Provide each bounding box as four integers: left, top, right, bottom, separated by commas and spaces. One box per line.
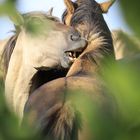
0, 75, 42, 140
0, 0, 140, 140
67, 56, 140, 140
101, 57, 140, 140
23, 15, 53, 36
120, 0, 140, 38
0, 0, 52, 35
0, 0, 24, 26
0, 1, 49, 140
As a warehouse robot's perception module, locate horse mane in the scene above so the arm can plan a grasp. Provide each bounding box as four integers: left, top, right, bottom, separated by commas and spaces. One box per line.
1, 35, 18, 76
62, 0, 115, 63
1, 12, 60, 77
22, 11, 60, 23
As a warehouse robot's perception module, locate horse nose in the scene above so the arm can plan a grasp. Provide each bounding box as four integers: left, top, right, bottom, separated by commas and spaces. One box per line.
66, 35, 88, 53
70, 34, 81, 41
62, 34, 87, 67
64, 40, 87, 62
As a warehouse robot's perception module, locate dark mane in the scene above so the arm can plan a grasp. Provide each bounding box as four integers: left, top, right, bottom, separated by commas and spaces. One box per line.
62, 0, 115, 61
62, 0, 108, 32
1, 12, 60, 77
1, 35, 18, 76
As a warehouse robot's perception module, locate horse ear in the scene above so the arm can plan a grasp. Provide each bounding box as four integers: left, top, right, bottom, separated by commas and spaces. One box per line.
64, 0, 75, 14
64, 0, 75, 25
46, 7, 53, 16
100, 0, 115, 13
10, 11, 24, 26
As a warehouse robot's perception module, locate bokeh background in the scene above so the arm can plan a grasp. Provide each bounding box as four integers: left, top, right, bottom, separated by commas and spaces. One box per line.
0, 0, 130, 39
1, 0, 140, 140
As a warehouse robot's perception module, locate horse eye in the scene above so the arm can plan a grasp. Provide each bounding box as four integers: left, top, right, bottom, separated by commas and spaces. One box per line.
70, 34, 81, 41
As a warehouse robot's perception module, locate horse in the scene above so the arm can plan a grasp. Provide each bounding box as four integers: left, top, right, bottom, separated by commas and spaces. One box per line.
112, 30, 140, 60
62, 0, 115, 72
1, 11, 87, 119
24, 1, 116, 139
24, 27, 116, 140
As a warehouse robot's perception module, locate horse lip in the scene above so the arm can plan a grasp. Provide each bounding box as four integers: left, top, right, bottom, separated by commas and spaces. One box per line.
34, 66, 52, 71
64, 44, 87, 59
65, 39, 87, 54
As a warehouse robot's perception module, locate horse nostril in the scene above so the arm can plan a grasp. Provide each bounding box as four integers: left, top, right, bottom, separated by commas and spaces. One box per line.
70, 34, 81, 41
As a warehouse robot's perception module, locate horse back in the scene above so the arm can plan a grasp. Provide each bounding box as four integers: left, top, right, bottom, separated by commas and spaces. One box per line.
24, 75, 114, 140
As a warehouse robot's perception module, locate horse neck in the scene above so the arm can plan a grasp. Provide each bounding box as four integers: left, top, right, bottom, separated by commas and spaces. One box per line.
66, 55, 98, 77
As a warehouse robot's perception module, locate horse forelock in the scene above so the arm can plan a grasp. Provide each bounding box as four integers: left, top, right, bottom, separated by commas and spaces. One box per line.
23, 12, 60, 23
71, 0, 102, 25
62, 0, 113, 42
62, 0, 102, 26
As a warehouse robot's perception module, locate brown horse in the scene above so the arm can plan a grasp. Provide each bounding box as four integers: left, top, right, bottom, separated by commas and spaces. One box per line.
24, 33, 115, 140
1, 11, 87, 119
63, 0, 140, 60
62, 0, 115, 72
24, 1, 116, 139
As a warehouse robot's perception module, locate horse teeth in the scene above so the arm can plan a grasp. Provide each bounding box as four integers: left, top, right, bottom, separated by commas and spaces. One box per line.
73, 52, 76, 58
69, 57, 74, 61
69, 52, 72, 57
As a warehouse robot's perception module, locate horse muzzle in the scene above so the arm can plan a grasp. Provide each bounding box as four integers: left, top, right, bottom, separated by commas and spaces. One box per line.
62, 38, 87, 68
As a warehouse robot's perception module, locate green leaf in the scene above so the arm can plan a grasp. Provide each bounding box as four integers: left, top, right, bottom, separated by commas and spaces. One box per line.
120, 0, 140, 38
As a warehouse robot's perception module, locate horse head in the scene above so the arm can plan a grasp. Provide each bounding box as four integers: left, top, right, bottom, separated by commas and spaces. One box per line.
2, 11, 87, 118
62, 0, 115, 72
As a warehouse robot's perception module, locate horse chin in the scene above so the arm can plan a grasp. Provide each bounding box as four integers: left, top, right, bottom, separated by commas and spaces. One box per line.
29, 67, 68, 95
